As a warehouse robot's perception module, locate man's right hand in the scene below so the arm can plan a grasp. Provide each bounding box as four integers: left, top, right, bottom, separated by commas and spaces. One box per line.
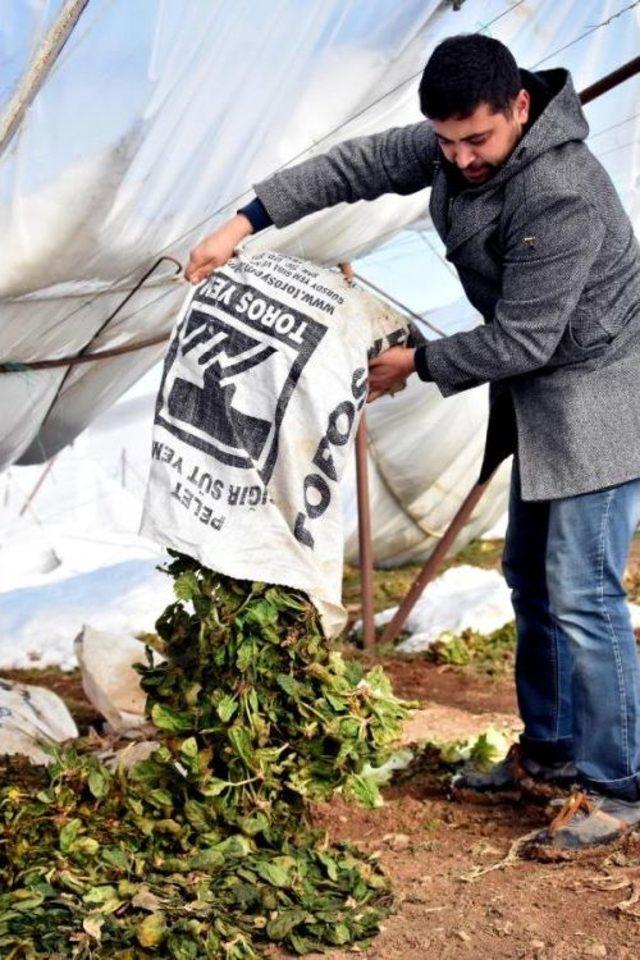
185, 213, 254, 284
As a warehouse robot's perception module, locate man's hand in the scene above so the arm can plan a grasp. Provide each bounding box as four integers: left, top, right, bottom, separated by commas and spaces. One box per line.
367, 346, 417, 402
185, 214, 254, 284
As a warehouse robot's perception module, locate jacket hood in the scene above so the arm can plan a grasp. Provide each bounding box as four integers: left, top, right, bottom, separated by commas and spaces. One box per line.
514, 68, 589, 163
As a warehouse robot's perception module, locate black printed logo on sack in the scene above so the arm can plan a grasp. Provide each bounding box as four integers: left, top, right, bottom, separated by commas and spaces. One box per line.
156, 277, 326, 484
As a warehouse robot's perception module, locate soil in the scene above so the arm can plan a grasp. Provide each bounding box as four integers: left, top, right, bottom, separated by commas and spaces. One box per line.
356, 651, 519, 715
303, 666, 640, 960
306, 782, 640, 960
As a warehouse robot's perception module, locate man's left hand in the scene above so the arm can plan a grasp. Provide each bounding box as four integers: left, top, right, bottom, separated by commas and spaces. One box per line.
368, 346, 417, 402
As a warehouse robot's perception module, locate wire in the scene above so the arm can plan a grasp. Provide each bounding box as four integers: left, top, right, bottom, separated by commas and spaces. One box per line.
474, 0, 527, 33
417, 230, 460, 280
595, 134, 640, 159
532, 1, 640, 68
351, 270, 445, 336
588, 110, 640, 140
83, 282, 179, 335
116, 458, 149, 492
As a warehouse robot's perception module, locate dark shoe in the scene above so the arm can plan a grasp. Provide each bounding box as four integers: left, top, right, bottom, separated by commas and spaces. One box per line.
451, 743, 577, 804
524, 790, 640, 860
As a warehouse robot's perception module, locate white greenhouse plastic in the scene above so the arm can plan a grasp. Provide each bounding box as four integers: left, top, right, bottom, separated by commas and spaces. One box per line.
1, 0, 639, 567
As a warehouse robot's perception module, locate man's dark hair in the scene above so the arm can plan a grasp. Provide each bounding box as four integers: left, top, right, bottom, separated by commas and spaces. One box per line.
419, 34, 521, 120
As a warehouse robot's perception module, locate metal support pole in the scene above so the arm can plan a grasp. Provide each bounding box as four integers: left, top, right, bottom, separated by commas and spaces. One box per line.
380, 477, 492, 647
339, 261, 375, 646
0, 0, 91, 156
579, 56, 640, 106
355, 415, 375, 647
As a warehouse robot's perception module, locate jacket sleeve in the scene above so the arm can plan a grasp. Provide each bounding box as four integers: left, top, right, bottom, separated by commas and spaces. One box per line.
254, 122, 438, 228
423, 192, 606, 396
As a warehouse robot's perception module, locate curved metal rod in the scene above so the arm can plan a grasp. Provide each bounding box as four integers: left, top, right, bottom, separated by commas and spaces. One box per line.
1, 256, 182, 373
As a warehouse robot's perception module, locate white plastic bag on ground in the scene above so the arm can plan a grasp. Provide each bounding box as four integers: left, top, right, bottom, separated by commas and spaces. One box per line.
141, 252, 408, 635
0, 679, 78, 763
374, 566, 514, 653
75, 626, 155, 732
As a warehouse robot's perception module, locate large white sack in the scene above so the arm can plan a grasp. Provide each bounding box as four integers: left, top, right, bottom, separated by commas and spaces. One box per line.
141, 252, 408, 635
75, 626, 154, 732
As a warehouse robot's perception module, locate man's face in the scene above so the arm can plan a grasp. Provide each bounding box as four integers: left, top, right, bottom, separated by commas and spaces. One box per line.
429, 90, 530, 185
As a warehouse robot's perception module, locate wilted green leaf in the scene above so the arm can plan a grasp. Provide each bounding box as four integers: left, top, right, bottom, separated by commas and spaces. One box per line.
70, 836, 100, 856
83, 914, 104, 941
254, 860, 290, 888
173, 570, 199, 602
101, 846, 129, 870
179, 737, 199, 774
329, 921, 351, 945
137, 911, 167, 947
198, 777, 228, 797
58, 818, 82, 853
213, 835, 251, 859
88, 766, 111, 799
151, 702, 193, 733
216, 694, 238, 724
83, 885, 118, 905
227, 725, 256, 769
266, 907, 306, 939
344, 774, 383, 809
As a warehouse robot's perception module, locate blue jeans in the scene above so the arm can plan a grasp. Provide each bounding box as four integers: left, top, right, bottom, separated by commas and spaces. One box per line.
503, 464, 640, 801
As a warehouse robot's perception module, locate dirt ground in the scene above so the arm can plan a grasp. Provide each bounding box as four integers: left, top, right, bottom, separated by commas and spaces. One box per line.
4, 535, 640, 959
304, 659, 640, 960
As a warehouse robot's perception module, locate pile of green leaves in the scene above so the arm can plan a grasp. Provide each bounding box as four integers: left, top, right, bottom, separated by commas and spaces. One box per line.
0, 554, 412, 958
427, 622, 516, 675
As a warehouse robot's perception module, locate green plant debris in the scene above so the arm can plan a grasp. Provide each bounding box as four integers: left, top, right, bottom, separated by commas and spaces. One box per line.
0, 553, 413, 958
436, 727, 510, 769
395, 728, 511, 790
427, 622, 517, 676
449, 538, 504, 570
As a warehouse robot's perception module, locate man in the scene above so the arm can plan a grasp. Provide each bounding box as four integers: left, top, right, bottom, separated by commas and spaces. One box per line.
186, 34, 640, 853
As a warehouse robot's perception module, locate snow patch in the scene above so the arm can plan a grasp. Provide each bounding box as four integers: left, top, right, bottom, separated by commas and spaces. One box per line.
0, 554, 173, 670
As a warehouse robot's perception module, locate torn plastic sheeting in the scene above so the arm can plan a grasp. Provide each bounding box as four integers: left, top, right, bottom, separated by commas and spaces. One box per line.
2, 0, 449, 468
359, 566, 512, 653
0, 556, 175, 671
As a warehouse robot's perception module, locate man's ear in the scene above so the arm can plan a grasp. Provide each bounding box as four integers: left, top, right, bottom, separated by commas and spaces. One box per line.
515, 88, 530, 125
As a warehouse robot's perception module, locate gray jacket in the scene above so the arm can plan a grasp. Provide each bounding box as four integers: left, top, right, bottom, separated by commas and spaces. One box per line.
255, 69, 640, 501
